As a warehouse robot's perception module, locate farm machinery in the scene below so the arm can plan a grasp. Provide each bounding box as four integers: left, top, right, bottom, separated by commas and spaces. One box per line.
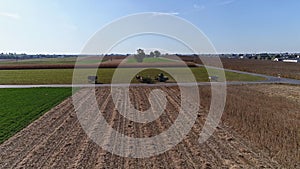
155, 73, 169, 82
136, 73, 169, 84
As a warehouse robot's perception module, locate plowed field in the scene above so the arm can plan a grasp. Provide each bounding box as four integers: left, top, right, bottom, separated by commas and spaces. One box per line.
0, 86, 286, 168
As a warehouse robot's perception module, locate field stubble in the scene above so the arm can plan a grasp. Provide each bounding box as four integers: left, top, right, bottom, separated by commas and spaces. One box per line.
189, 57, 300, 80
0, 84, 298, 168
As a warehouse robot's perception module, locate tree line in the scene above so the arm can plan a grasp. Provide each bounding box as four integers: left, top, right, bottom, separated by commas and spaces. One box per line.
134, 49, 162, 62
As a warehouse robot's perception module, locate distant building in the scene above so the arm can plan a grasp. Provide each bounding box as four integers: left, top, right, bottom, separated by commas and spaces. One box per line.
282, 59, 299, 63
273, 58, 283, 62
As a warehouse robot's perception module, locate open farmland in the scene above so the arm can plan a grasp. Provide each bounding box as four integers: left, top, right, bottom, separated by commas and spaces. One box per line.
220, 59, 300, 80
0, 56, 115, 65
187, 57, 300, 80
0, 84, 298, 168
0, 88, 72, 144
0, 60, 194, 70
0, 59, 16, 62
0, 57, 79, 65
222, 84, 300, 168
0, 67, 264, 85
126, 57, 174, 63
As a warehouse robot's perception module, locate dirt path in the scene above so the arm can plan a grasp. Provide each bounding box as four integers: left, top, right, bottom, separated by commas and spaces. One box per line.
0, 87, 281, 168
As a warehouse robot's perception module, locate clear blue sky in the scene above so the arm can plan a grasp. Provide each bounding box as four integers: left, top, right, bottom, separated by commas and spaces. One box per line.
0, 0, 300, 54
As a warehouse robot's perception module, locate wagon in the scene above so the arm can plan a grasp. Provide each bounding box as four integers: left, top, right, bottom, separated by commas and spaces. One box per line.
88, 76, 98, 84
208, 76, 218, 82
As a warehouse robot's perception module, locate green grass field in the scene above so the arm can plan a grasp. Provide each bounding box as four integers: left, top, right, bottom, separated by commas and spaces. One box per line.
0, 88, 72, 144
126, 57, 173, 63
0, 67, 265, 84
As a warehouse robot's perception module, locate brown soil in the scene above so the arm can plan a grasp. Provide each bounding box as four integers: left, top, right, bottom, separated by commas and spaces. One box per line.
1, 85, 296, 168
0, 59, 196, 70
189, 57, 300, 80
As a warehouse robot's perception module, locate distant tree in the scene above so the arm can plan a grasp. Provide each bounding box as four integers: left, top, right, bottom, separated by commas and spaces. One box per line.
154, 50, 161, 58
135, 49, 145, 63
149, 51, 155, 58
